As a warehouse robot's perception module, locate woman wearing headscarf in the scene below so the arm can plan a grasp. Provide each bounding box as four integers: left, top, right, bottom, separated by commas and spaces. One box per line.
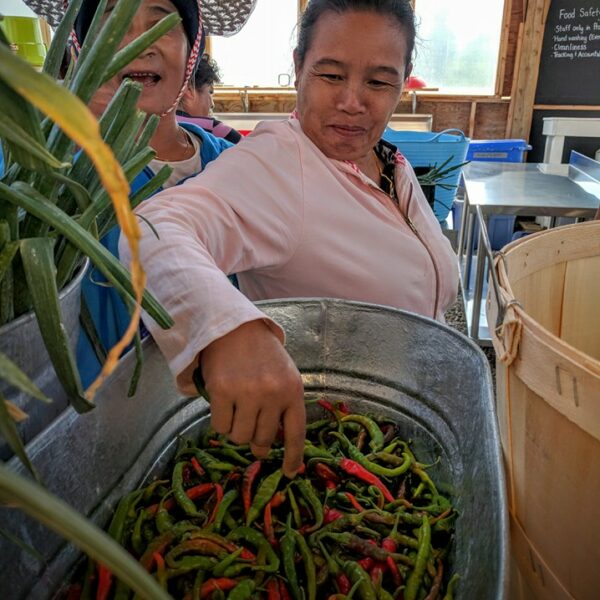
121, 0, 459, 476
22, 0, 258, 386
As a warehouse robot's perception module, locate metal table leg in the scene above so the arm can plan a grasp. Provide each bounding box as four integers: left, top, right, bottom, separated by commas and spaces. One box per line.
471, 211, 489, 342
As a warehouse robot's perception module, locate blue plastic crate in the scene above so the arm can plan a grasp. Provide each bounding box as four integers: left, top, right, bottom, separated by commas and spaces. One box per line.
466, 139, 531, 163
383, 128, 470, 222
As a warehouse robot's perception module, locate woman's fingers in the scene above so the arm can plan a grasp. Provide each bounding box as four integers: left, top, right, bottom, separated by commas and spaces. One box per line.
282, 397, 306, 478
210, 394, 234, 435
250, 407, 282, 458
200, 319, 306, 474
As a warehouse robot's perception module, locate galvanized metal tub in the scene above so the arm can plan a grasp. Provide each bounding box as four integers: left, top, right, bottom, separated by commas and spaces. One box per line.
0, 299, 508, 599
0, 260, 88, 460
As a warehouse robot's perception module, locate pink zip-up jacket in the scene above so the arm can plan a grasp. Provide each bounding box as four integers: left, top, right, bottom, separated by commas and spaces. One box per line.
121, 118, 458, 394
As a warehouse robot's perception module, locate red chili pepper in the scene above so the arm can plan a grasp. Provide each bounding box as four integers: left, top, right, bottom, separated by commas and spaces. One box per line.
336, 573, 352, 595
337, 402, 350, 415
96, 564, 112, 600
200, 578, 238, 598
145, 483, 215, 515
344, 492, 365, 513
323, 506, 344, 524
314, 463, 340, 486
182, 464, 193, 483
371, 563, 385, 586
65, 584, 82, 600
338, 458, 395, 502
270, 491, 286, 508
279, 580, 293, 600
208, 439, 221, 447
358, 557, 374, 571
318, 398, 351, 415
266, 578, 281, 600
207, 484, 224, 525
153, 552, 165, 571
264, 501, 276, 546
317, 398, 337, 414
381, 536, 402, 586
242, 461, 262, 517
387, 556, 402, 586
191, 456, 205, 476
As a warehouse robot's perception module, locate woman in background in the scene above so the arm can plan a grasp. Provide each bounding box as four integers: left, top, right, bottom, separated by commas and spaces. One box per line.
177, 53, 242, 144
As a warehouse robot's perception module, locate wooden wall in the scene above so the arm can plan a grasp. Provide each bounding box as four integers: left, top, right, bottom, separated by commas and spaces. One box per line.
213, 91, 511, 141
213, 0, 523, 141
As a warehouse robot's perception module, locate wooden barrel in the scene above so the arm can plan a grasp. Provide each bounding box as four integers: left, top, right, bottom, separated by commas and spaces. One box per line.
487, 221, 600, 600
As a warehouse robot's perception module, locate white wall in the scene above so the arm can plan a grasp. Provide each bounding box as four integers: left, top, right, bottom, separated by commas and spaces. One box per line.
1, 0, 36, 17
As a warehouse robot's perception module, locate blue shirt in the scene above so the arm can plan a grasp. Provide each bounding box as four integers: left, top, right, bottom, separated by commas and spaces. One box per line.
76, 123, 232, 387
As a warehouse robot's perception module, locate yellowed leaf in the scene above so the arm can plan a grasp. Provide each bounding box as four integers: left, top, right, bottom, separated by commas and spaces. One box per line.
5, 401, 28, 423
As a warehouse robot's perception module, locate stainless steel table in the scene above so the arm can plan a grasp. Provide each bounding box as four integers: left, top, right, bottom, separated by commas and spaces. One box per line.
457, 158, 600, 344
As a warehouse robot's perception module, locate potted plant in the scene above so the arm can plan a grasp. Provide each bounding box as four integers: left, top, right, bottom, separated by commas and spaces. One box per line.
415, 156, 470, 210
0, 0, 177, 596
0, 0, 178, 455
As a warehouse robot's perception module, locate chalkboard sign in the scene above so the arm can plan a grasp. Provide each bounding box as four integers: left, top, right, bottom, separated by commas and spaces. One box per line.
535, 0, 600, 105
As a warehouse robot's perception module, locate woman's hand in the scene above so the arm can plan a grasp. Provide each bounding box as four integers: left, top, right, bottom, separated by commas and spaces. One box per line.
200, 320, 306, 478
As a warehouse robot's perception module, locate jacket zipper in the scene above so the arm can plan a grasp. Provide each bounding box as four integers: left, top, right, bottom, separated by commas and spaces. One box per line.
397, 183, 441, 319
349, 164, 442, 318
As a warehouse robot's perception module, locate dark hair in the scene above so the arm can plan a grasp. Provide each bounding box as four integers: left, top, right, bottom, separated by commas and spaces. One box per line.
192, 53, 222, 90
296, 0, 416, 70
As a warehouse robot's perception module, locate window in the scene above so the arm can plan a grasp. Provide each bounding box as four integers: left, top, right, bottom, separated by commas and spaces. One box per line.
209, 0, 506, 94
209, 0, 298, 87
413, 0, 505, 94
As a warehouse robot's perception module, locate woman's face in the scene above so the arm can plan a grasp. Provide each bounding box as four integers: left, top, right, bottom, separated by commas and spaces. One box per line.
196, 83, 215, 116
294, 10, 409, 164
89, 0, 189, 117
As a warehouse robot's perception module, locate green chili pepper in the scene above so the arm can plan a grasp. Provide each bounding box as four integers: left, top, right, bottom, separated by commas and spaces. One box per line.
172, 462, 203, 517
291, 528, 316, 600
191, 448, 236, 472
304, 442, 335, 461
141, 479, 169, 502
442, 573, 460, 600
226, 580, 255, 600
281, 517, 302, 600
377, 587, 394, 600
341, 415, 384, 452
331, 433, 414, 478
216, 447, 252, 466
213, 547, 245, 577
404, 515, 431, 600
226, 527, 280, 574
344, 561, 377, 600
107, 490, 143, 543
246, 469, 283, 526
306, 418, 332, 431
411, 464, 440, 497
295, 479, 324, 533
212, 489, 239, 533
192, 569, 205, 600
131, 508, 148, 556
286, 484, 303, 529
155, 492, 174, 534
166, 539, 226, 567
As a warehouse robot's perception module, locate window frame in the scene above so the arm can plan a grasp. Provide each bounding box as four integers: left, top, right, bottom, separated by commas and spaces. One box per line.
207, 0, 509, 98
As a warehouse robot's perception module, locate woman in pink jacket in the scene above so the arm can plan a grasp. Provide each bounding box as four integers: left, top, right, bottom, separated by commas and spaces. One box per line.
121, 0, 458, 478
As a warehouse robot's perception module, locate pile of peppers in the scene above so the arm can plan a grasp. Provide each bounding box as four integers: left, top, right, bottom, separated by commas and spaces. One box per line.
73, 399, 459, 600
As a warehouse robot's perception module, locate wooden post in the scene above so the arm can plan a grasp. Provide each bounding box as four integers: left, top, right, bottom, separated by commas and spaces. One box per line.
507, 0, 551, 140
495, 0, 514, 96
468, 101, 478, 139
